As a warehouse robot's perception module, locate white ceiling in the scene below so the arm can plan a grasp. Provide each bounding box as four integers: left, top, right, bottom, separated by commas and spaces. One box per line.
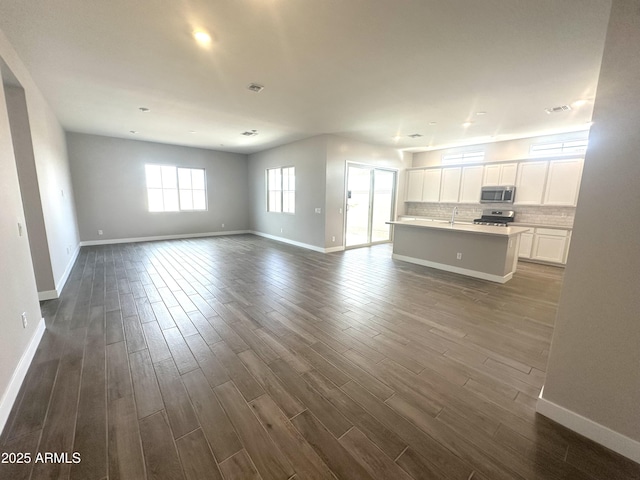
0, 0, 611, 154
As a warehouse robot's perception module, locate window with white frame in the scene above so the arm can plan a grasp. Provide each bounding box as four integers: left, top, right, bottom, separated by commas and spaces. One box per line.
530, 140, 588, 156
442, 150, 485, 164
145, 164, 207, 212
267, 166, 295, 213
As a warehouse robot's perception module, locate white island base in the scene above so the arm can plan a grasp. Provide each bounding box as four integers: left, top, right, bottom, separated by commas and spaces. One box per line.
388, 221, 531, 283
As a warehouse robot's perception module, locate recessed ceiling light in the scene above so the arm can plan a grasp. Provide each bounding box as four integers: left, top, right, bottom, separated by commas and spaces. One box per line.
572, 99, 588, 107
475, 111, 487, 116
193, 30, 212, 46
428, 122, 437, 126
392, 135, 402, 141
462, 121, 473, 127
138, 107, 150, 112
129, 130, 138, 134
247, 83, 265, 93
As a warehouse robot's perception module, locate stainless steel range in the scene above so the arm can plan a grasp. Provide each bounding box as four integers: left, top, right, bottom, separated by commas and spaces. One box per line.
473, 209, 515, 227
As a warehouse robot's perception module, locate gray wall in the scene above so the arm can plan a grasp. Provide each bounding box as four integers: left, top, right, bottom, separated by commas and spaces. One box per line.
0, 31, 62, 428
248, 135, 328, 248
542, 0, 639, 444
4, 85, 54, 292
67, 133, 250, 242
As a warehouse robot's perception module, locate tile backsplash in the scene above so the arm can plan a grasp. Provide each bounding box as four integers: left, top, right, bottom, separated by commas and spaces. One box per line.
404, 202, 575, 227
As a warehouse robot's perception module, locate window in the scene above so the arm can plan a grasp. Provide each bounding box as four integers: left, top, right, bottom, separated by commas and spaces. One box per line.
442, 150, 485, 164
530, 140, 588, 157
267, 166, 295, 213
145, 164, 206, 212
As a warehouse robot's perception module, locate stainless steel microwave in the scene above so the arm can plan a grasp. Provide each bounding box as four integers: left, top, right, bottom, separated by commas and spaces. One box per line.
480, 185, 516, 203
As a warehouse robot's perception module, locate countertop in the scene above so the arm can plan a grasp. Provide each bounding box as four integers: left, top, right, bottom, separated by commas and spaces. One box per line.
397, 215, 573, 230
388, 220, 531, 237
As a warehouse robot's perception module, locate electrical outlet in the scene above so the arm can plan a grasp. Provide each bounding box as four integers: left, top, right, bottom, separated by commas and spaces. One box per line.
280, 228, 283, 233
221, 223, 225, 228
315, 208, 322, 214
21, 312, 27, 329
339, 208, 343, 214
17, 222, 23, 237
98, 229, 103, 235
332, 236, 336, 242
456, 252, 463, 260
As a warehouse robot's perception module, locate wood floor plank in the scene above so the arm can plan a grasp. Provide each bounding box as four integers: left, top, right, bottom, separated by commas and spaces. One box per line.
183, 333, 230, 387
176, 428, 224, 480
210, 341, 265, 401
107, 394, 146, 480
268, 358, 353, 438
181, 368, 242, 462
218, 450, 262, 480
238, 350, 305, 418
291, 410, 376, 480
139, 411, 185, 480
129, 349, 164, 419
162, 327, 199, 374
339, 427, 413, 480
142, 320, 172, 364
250, 394, 335, 480
187, 311, 222, 345
0, 429, 39, 480
153, 358, 199, 439
214, 381, 294, 480
123, 314, 147, 353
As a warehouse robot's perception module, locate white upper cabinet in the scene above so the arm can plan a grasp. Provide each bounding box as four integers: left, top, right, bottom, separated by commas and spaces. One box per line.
406, 169, 424, 202
422, 169, 442, 202
543, 158, 584, 206
482, 163, 517, 186
439, 167, 462, 203
515, 161, 548, 205
459, 165, 484, 203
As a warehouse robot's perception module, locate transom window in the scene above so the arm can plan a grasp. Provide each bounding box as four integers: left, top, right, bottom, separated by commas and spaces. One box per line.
145, 164, 207, 212
442, 150, 485, 164
530, 140, 588, 156
267, 166, 295, 213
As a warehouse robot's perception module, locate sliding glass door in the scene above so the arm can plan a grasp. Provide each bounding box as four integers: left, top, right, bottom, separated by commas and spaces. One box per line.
345, 164, 397, 248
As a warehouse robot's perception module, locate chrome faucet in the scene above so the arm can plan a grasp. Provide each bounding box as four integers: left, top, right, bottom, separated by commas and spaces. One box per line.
450, 206, 458, 225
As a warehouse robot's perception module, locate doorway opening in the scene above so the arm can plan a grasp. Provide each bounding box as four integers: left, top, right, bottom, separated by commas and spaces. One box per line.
345, 164, 397, 248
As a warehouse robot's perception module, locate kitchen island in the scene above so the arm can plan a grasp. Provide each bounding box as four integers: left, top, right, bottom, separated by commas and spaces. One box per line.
388, 220, 531, 283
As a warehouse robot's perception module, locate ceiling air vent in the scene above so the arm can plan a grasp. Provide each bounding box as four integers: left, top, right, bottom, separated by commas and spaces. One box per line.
545, 105, 572, 114
241, 130, 259, 136
407, 133, 423, 138
247, 83, 264, 93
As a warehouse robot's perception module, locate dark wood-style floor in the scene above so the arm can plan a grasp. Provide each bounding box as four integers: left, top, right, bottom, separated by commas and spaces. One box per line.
1, 235, 639, 480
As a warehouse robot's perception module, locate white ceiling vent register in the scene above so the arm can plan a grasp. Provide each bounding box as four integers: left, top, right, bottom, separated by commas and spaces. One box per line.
407, 133, 423, 138
545, 105, 572, 114
247, 83, 264, 93
241, 130, 259, 136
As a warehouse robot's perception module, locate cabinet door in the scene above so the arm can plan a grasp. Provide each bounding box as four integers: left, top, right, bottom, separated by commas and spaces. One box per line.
518, 232, 534, 258
406, 170, 424, 202
499, 163, 518, 185
422, 169, 442, 202
439, 167, 462, 203
459, 165, 484, 203
483, 164, 501, 186
515, 161, 548, 204
532, 235, 568, 263
544, 159, 584, 206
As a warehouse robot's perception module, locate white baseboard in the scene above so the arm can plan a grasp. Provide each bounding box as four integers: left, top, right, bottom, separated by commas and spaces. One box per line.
0, 317, 46, 436
38, 290, 57, 301
392, 253, 512, 284
37, 244, 81, 301
250, 231, 343, 254
537, 390, 640, 464
79, 230, 251, 247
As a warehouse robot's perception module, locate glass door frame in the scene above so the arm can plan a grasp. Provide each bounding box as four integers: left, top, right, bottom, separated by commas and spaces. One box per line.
344, 162, 398, 249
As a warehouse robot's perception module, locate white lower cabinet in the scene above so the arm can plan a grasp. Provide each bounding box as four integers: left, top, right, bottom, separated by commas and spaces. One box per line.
519, 227, 571, 264
518, 232, 534, 258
